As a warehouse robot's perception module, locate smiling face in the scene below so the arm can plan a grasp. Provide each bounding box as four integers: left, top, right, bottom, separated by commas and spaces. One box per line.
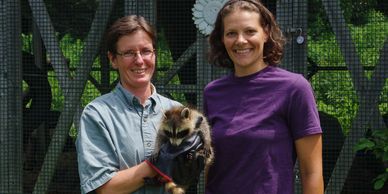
222, 9, 268, 77
109, 30, 155, 92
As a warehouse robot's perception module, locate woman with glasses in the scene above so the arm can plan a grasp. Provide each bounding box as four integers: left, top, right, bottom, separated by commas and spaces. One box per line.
76, 15, 183, 194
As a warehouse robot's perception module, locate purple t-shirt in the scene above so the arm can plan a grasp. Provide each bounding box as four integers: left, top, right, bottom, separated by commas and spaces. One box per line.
203, 66, 322, 194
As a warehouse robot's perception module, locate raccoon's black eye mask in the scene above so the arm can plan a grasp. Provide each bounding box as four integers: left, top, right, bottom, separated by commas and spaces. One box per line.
176, 129, 190, 138
164, 129, 190, 139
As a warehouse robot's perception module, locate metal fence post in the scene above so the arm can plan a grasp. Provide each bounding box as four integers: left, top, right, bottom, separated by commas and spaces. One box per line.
0, 0, 23, 193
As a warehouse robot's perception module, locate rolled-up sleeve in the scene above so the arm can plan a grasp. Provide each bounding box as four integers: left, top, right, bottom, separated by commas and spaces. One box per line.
76, 104, 118, 194
76, 83, 181, 194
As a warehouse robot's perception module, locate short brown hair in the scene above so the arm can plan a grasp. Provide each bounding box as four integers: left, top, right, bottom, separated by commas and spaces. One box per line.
105, 15, 156, 55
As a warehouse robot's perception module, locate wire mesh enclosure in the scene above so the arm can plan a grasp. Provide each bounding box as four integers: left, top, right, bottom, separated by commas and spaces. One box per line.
0, 0, 387, 193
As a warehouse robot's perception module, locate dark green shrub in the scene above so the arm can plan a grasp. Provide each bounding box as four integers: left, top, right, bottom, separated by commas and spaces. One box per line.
355, 128, 388, 190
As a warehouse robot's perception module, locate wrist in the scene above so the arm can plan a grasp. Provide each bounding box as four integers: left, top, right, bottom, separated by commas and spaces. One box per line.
144, 160, 173, 182
142, 160, 157, 177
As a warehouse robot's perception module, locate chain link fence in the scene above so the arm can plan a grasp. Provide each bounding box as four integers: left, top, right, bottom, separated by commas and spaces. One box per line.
0, 0, 387, 193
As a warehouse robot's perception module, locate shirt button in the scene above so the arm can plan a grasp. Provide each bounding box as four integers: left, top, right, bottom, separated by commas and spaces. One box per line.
146, 142, 151, 147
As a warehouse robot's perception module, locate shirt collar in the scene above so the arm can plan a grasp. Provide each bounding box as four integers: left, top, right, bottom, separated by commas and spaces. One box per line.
114, 82, 157, 110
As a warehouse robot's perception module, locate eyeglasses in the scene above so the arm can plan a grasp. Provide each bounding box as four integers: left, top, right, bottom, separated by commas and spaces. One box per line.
116, 49, 155, 60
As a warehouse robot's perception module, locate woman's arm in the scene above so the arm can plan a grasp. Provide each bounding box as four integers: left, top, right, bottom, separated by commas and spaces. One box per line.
295, 133, 324, 194
95, 161, 157, 194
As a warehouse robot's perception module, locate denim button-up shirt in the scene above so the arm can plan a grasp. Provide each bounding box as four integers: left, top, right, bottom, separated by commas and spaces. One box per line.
76, 83, 181, 194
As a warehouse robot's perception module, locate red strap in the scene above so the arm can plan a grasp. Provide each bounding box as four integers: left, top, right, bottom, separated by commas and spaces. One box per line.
144, 160, 173, 183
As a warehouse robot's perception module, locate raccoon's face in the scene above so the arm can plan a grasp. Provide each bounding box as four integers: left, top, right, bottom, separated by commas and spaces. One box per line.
163, 125, 191, 146
160, 107, 196, 146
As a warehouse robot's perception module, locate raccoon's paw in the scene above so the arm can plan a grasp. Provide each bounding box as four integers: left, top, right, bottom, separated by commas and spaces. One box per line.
165, 182, 185, 194
171, 187, 185, 194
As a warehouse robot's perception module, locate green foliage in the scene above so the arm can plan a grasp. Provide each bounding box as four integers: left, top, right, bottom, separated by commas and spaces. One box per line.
21, 1, 388, 165
308, 0, 333, 40
350, 11, 388, 67
22, 27, 187, 109
49, 34, 86, 110
155, 29, 187, 103
48, 72, 64, 111
340, 0, 378, 25
380, 79, 388, 117
60, 34, 84, 69
308, 35, 356, 133
308, 3, 388, 190
308, 8, 388, 134
69, 123, 77, 139
355, 128, 388, 190
21, 33, 32, 52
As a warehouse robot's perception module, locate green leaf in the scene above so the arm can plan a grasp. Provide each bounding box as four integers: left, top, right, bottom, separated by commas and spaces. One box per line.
373, 172, 388, 190
354, 138, 375, 151
374, 179, 385, 190
383, 152, 388, 162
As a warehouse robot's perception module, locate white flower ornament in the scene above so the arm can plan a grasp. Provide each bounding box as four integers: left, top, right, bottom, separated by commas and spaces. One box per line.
192, 0, 229, 36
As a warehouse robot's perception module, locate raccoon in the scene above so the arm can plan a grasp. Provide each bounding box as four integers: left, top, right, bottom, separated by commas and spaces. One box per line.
154, 106, 214, 194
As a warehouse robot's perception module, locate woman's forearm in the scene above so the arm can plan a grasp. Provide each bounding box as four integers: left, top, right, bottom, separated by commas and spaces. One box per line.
96, 161, 157, 194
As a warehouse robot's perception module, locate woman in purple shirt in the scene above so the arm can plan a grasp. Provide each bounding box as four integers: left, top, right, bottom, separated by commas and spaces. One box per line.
203, 0, 324, 193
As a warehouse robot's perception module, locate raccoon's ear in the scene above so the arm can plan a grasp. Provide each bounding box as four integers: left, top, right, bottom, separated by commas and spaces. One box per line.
181, 107, 191, 119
